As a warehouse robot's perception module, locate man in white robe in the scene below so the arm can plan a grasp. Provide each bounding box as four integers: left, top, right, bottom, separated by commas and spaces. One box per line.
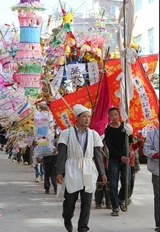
56, 104, 107, 232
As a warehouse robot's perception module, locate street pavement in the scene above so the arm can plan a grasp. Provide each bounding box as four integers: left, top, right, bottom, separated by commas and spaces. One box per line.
0, 150, 155, 232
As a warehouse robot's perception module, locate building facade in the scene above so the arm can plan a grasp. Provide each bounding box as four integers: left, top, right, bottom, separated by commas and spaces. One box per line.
73, 0, 123, 51
133, 0, 159, 55
47, 0, 159, 55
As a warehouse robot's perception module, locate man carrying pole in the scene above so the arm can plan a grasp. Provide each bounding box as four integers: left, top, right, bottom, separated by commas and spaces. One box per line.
104, 107, 133, 216
115, 0, 137, 210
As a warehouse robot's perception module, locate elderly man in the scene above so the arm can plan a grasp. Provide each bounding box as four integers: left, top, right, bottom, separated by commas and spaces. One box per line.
143, 114, 159, 232
56, 104, 107, 232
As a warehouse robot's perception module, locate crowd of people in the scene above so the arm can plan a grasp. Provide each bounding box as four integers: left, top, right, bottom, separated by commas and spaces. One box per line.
0, 104, 159, 232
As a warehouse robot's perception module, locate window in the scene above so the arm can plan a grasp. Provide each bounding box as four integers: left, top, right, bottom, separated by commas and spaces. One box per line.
135, 0, 142, 12
110, 6, 117, 14
148, 28, 154, 53
135, 34, 142, 45
134, 34, 142, 51
148, 0, 154, 3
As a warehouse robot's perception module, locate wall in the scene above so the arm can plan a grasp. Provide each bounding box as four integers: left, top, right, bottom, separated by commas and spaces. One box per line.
133, 0, 159, 54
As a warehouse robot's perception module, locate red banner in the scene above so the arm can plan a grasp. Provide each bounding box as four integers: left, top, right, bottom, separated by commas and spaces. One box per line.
49, 83, 100, 130
49, 54, 159, 135
106, 54, 159, 136
90, 71, 112, 135
139, 54, 159, 76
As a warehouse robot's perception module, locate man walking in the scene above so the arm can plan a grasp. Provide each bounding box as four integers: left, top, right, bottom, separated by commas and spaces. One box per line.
143, 114, 159, 232
104, 107, 133, 216
56, 104, 107, 232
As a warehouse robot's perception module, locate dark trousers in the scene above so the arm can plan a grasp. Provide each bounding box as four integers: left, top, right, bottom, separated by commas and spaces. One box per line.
152, 174, 159, 227
43, 162, 57, 192
95, 184, 111, 207
108, 159, 130, 212
95, 168, 111, 207
23, 146, 30, 165
129, 166, 135, 197
63, 188, 92, 232
17, 151, 22, 162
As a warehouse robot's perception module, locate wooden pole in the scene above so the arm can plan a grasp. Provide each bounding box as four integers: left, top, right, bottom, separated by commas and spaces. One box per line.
123, 0, 129, 211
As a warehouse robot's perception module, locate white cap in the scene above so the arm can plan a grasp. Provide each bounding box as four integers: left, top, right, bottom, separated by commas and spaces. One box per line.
73, 104, 91, 117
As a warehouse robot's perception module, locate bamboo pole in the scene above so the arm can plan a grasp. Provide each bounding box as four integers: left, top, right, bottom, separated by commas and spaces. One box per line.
123, 0, 129, 211
51, 84, 74, 114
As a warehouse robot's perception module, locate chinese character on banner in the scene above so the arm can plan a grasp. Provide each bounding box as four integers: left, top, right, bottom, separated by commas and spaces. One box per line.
142, 63, 148, 72
88, 62, 99, 85
106, 55, 159, 136
66, 63, 85, 80
50, 66, 64, 99
60, 112, 72, 128
133, 76, 152, 120
49, 82, 99, 130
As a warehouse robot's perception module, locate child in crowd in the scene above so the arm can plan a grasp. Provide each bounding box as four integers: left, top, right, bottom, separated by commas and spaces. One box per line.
95, 143, 112, 209
34, 157, 44, 182
33, 102, 59, 194
128, 138, 144, 202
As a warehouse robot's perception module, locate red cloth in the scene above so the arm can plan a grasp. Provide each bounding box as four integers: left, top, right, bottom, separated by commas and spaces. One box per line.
49, 83, 99, 130
49, 54, 158, 134
152, 152, 159, 159
103, 156, 107, 169
130, 152, 135, 167
90, 71, 112, 135
106, 55, 159, 136
131, 140, 144, 151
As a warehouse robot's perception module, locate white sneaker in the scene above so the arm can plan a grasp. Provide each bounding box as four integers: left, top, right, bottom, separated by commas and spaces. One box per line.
35, 177, 40, 182
30, 164, 35, 168
41, 175, 44, 180
23, 162, 28, 165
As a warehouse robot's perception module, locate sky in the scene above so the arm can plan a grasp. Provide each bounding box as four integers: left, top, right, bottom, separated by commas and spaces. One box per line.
0, 0, 91, 26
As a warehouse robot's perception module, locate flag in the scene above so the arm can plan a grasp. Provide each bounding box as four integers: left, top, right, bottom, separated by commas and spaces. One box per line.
90, 71, 112, 135
49, 83, 99, 130
139, 54, 159, 76
49, 54, 158, 135
106, 55, 159, 136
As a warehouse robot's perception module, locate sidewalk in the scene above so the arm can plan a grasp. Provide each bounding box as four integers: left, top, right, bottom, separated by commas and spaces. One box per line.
0, 150, 155, 232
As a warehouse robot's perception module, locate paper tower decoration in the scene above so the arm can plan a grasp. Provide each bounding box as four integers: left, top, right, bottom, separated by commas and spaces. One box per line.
12, 0, 45, 95
0, 49, 12, 69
